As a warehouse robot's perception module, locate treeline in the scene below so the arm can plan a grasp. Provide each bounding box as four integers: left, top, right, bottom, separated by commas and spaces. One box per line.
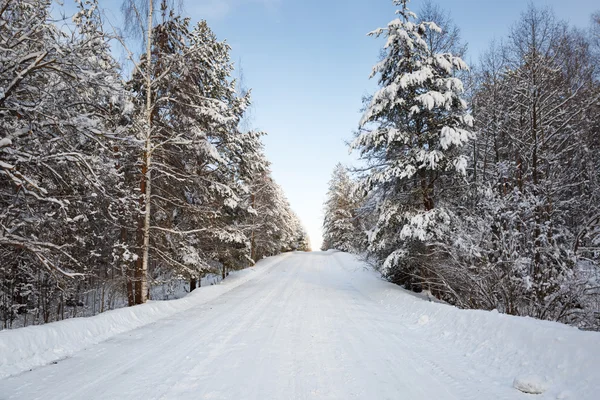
0, 0, 308, 329
323, 0, 600, 330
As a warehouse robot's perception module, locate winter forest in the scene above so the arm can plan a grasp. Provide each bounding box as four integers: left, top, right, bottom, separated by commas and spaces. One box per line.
0, 0, 310, 329
1, 0, 599, 336
322, 1, 600, 330
2, 0, 600, 397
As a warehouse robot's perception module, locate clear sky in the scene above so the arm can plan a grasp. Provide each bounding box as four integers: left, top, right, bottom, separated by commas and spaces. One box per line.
69, 0, 599, 250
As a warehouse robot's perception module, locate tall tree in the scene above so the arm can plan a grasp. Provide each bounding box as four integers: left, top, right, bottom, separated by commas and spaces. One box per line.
0, 0, 132, 325
322, 164, 361, 252
120, 0, 163, 304
126, 7, 265, 297
351, 0, 473, 291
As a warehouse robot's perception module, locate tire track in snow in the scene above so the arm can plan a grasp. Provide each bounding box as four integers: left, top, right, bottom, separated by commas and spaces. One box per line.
1, 252, 538, 399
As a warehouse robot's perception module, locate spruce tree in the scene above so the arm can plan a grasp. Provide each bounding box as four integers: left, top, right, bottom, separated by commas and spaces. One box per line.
351, 0, 473, 290
322, 164, 359, 252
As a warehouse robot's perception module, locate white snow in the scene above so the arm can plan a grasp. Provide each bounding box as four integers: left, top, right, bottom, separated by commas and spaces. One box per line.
1, 251, 599, 399
0, 252, 292, 379
0, 137, 12, 148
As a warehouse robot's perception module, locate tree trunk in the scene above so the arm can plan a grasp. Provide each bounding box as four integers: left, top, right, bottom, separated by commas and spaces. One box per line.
250, 193, 256, 262
531, 83, 544, 302
135, 0, 155, 305
420, 175, 434, 211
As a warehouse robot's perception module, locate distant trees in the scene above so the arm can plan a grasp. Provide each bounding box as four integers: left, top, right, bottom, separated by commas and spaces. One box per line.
246, 150, 309, 260
328, 0, 600, 330
0, 0, 306, 328
321, 164, 362, 252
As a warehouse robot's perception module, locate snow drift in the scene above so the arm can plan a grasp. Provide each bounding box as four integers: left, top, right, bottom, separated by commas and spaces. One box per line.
332, 251, 600, 399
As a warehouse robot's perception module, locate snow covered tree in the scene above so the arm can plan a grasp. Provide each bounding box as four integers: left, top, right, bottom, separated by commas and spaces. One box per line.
292, 224, 311, 252
0, 0, 304, 327
321, 164, 361, 252
467, 5, 600, 327
126, 7, 266, 295
351, 0, 473, 292
0, 0, 134, 325
244, 148, 310, 260
119, 0, 160, 304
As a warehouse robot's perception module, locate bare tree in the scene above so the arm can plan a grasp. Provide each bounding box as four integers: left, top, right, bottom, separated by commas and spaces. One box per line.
418, 0, 467, 57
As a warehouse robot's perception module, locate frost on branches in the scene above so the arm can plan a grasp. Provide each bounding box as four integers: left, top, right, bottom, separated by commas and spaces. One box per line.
467, 5, 600, 328
343, 1, 600, 330
351, 0, 474, 292
0, 0, 134, 327
0, 1, 307, 329
127, 13, 264, 291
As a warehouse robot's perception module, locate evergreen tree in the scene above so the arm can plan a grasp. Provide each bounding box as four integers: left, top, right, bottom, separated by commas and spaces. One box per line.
246, 149, 310, 260
351, 0, 473, 291
0, 0, 305, 328
127, 8, 264, 294
322, 164, 360, 252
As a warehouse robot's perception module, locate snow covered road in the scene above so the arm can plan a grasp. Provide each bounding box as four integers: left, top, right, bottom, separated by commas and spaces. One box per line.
1, 251, 599, 399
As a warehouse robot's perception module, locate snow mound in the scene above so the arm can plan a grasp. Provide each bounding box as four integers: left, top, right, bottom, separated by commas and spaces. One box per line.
0, 253, 291, 379
513, 375, 549, 394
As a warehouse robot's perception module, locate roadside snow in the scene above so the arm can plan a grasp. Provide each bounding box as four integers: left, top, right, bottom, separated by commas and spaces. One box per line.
333, 251, 600, 399
0, 252, 291, 379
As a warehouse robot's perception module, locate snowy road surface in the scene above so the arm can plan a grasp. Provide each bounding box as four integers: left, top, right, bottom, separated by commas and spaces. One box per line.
1, 251, 599, 399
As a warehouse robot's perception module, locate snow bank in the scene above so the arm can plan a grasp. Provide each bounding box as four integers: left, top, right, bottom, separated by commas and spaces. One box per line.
333, 252, 600, 399
0, 253, 291, 379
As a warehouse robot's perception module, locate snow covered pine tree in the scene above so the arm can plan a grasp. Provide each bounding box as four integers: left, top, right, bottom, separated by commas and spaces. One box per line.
126, 3, 266, 296
321, 163, 361, 252
351, 0, 474, 293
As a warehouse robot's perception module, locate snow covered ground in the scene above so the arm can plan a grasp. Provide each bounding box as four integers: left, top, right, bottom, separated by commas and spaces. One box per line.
0, 253, 292, 380
1, 251, 599, 399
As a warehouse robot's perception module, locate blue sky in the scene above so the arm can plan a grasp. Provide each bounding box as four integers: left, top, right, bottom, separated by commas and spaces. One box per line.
68, 0, 599, 249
